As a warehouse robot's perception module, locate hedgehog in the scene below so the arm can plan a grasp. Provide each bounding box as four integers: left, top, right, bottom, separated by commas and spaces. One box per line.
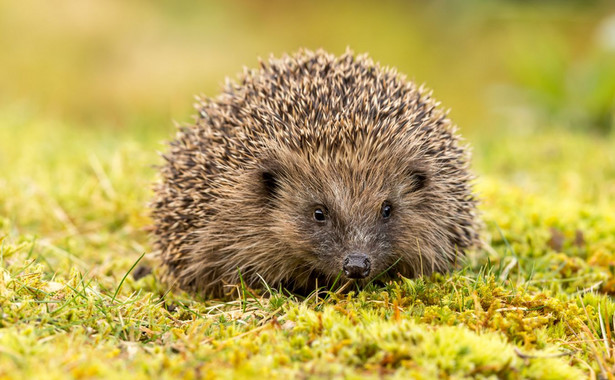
151, 49, 480, 297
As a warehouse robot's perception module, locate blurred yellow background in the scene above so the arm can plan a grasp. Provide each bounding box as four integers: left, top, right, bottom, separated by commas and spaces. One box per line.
2, 0, 614, 136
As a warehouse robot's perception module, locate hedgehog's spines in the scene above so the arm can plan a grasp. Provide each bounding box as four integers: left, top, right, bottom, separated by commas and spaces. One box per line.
151, 49, 480, 297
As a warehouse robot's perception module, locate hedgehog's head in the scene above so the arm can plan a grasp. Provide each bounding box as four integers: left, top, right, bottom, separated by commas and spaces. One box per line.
253, 140, 454, 290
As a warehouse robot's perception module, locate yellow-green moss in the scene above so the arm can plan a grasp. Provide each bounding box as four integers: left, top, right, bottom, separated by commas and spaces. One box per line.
1, 98, 615, 378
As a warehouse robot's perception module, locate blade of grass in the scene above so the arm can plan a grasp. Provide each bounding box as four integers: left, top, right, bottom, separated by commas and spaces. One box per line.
112, 252, 146, 303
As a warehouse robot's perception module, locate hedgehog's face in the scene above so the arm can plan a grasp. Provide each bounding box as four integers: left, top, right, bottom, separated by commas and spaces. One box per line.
258, 154, 434, 287
303, 200, 394, 281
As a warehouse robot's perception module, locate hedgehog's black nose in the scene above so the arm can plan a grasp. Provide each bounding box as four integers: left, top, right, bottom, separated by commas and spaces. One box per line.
343, 253, 371, 279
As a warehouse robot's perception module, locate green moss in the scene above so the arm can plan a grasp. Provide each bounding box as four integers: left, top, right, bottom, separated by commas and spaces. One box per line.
1, 86, 615, 378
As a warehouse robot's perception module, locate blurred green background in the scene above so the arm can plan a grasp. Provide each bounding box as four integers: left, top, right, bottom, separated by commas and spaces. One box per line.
1, 3, 615, 377
2, 0, 614, 136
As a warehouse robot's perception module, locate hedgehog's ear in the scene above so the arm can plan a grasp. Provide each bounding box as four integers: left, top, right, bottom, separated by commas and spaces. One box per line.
259, 161, 283, 201
261, 170, 279, 198
405, 165, 429, 193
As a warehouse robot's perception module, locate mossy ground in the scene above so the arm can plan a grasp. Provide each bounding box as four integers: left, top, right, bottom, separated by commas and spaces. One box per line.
1, 105, 614, 379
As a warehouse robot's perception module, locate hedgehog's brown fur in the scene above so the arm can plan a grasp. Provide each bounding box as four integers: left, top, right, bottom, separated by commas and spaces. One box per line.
151, 49, 480, 297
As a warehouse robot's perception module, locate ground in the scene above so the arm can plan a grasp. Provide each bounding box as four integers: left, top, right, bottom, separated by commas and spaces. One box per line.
1, 104, 614, 379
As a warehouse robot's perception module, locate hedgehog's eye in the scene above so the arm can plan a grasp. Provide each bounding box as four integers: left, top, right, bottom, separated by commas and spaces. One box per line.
313, 207, 326, 222
381, 202, 392, 219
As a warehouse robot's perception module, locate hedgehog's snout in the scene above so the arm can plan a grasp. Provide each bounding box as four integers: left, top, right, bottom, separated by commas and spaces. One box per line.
343, 253, 371, 279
